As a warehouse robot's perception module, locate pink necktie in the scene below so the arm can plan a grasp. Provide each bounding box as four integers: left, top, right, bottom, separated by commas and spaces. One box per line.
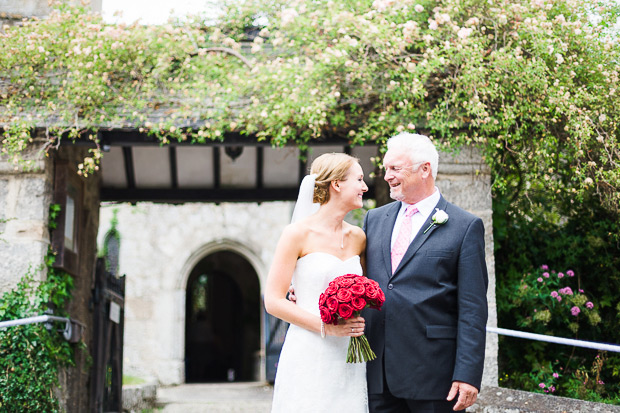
391, 205, 418, 273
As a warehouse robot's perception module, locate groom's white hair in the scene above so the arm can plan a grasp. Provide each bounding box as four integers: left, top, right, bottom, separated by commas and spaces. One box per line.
386, 132, 439, 179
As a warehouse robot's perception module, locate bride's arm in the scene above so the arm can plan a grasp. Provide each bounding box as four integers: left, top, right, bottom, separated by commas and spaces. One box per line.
264, 225, 364, 337
264, 224, 317, 329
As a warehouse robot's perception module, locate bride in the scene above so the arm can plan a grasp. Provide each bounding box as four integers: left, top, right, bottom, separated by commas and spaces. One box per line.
264, 153, 370, 412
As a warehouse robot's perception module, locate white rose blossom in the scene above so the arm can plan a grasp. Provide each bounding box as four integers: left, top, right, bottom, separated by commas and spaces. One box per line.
423, 209, 449, 234
281, 8, 299, 26
457, 27, 473, 39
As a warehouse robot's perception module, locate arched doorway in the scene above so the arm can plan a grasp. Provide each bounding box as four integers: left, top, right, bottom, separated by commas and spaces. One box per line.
184, 250, 261, 383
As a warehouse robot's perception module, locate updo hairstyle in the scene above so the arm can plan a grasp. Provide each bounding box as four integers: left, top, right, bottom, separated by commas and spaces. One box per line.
310, 153, 359, 205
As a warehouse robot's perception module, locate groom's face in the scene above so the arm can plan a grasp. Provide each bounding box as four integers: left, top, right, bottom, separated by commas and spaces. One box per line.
383, 150, 423, 203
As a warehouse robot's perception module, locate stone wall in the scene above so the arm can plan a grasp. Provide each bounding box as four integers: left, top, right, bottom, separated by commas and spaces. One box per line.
0, 0, 102, 29
98, 146, 497, 386
98, 201, 293, 384
472, 386, 620, 412
0, 142, 101, 412
437, 146, 498, 388
0, 143, 52, 291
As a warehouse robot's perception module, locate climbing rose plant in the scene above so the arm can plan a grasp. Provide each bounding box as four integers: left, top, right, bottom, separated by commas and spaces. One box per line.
0, 0, 619, 216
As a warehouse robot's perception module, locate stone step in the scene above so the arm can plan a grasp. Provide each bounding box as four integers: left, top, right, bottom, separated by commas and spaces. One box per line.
156, 382, 274, 413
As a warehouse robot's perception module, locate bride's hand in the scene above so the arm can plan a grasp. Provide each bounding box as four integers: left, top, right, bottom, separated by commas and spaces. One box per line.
325, 316, 365, 337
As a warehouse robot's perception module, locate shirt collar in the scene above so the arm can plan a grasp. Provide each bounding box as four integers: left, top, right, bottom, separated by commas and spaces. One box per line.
399, 187, 440, 218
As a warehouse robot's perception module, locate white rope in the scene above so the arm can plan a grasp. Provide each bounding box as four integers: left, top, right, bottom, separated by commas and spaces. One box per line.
487, 326, 620, 353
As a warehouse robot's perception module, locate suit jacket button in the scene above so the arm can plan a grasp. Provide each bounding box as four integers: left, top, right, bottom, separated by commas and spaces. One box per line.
387, 283, 394, 290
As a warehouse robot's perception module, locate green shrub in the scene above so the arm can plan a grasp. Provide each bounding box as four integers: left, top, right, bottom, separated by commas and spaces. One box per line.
495, 199, 620, 403
0, 262, 75, 412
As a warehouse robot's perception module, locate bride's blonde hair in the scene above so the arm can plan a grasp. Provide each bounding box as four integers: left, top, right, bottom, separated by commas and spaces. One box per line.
310, 153, 359, 205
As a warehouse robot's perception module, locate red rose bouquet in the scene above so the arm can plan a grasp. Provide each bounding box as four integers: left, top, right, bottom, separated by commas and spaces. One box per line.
318, 273, 385, 363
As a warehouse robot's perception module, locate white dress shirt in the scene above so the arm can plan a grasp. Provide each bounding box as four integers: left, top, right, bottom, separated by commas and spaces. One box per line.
390, 188, 441, 249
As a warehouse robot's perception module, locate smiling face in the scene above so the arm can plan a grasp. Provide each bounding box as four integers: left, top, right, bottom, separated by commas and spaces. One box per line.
383, 149, 432, 204
337, 162, 368, 209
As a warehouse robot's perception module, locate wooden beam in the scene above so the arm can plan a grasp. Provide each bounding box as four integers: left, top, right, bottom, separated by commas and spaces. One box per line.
256, 146, 264, 189
169, 146, 178, 189
100, 187, 376, 203
56, 128, 374, 147
213, 146, 220, 188
121, 147, 135, 189
298, 149, 308, 183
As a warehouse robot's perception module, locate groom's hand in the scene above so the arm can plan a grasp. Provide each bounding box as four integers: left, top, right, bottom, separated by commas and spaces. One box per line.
287, 285, 297, 304
447, 381, 478, 411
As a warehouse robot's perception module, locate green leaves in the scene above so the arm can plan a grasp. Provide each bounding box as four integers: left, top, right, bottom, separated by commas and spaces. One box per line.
0, 0, 618, 215
0, 260, 75, 411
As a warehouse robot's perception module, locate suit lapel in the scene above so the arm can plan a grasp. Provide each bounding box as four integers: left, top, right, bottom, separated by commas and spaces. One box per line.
381, 202, 401, 278
391, 196, 449, 278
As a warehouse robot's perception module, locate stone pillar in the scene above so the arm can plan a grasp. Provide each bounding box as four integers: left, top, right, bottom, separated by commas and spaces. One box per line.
0, 143, 52, 291
437, 146, 498, 388
0, 141, 101, 412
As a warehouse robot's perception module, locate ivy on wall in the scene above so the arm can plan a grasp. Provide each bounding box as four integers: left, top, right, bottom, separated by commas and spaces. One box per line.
0, 205, 78, 411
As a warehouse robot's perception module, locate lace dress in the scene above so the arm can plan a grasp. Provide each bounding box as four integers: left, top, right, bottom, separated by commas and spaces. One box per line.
271, 252, 368, 413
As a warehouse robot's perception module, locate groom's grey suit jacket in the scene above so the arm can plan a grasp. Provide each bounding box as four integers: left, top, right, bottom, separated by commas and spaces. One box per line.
363, 195, 488, 400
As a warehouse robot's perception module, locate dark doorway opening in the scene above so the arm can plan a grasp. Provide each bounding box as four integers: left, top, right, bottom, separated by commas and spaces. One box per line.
185, 250, 261, 383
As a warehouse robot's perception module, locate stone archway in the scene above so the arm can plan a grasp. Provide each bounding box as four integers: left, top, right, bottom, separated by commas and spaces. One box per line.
184, 250, 261, 383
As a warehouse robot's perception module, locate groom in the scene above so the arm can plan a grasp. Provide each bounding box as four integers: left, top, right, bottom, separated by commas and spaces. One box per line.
363, 132, 488, 412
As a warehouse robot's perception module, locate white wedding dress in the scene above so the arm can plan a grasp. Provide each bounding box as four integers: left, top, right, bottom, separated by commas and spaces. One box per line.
271, 252, 368, 413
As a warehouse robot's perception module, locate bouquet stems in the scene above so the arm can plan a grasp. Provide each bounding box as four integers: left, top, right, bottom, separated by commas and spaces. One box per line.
346, 334, 376, 363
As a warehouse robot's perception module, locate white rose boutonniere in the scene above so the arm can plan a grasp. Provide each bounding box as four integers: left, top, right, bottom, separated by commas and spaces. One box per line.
423, 208, 449, 234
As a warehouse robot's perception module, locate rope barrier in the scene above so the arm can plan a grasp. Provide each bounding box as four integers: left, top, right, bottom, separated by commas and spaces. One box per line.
487, 326, 620, 353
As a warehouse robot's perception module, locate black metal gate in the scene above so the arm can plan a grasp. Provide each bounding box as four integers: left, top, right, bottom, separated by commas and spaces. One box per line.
264, 310, 288, 383
90, 258, 125, 412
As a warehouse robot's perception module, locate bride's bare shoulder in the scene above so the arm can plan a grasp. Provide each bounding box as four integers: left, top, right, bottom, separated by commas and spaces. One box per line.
345, 223, 366, 249
282, 220, 314, 239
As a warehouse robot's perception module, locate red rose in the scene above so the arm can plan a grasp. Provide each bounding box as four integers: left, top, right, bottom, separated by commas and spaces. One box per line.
369, 290, 386, 309
365, 285, 378, 299
326, 296, 339, 312
320, 306, 333, 323
338, 303, 354, 319
337, 277, 355, 288
351, 297, 367, 311
377, 289, 385, 303
325, 284, 338, 295
336, 288, 353, 303
350, 283, 365, 295
318, 293, 327, 306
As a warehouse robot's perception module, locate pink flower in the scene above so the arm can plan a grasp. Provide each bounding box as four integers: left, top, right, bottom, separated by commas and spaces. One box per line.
537, 277, 543, 282
598, 380, 605, 385
571, 306, 581, 316
553, 373, 559, 378
539, 383, 545, 388
579, 289, 584, 293
550, 386, 556, 393
550, 291, 558, 298
567, 270, 575, 277
541, 265, 549, 270
560, 287, 573, 295
557, 296, 562, 302
586, 302, 594, 309
558, 272, 564, 278
543, 272, 550, 278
